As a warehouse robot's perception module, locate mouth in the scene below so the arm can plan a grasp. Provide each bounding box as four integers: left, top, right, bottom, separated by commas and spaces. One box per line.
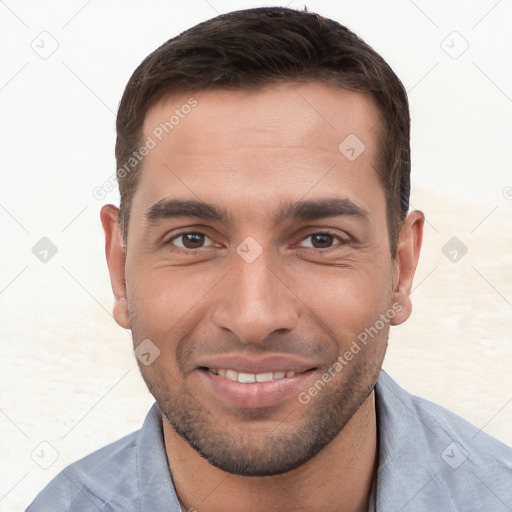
196, 363, 318, 408
205, 367, 298, 383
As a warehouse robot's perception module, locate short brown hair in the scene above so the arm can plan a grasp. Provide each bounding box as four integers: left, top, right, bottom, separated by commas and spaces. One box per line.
116, 6, 411, 253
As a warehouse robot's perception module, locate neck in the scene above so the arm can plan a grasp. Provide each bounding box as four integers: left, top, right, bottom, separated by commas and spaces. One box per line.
163, 391, 377, 512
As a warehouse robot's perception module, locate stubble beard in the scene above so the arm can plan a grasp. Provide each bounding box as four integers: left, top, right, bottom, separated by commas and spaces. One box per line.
134, 333, 385, 477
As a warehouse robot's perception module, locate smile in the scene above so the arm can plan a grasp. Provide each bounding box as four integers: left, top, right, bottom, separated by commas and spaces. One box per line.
198, 366, 318, 408
207, 368, 296, 383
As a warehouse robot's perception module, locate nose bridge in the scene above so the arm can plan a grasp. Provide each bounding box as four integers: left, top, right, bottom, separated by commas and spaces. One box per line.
212, 247, 298, 343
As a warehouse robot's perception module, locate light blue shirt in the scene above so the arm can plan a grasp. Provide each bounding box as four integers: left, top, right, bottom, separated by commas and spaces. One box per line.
27, 371, 512, 511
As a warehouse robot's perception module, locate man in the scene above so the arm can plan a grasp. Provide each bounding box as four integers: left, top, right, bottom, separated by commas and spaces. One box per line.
27, 6, 511, 512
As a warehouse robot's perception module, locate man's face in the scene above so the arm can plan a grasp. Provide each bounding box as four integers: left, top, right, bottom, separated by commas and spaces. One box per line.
108, 82, 416, 476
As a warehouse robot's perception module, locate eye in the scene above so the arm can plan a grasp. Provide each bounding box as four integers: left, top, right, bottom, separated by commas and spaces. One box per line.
168, 232, 215, 250
298, 232, 345, 249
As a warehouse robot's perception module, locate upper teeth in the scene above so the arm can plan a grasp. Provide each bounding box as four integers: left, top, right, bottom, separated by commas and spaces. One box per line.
209, 368, 295, 383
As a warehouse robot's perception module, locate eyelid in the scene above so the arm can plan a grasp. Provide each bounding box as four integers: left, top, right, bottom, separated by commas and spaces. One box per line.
165, 230, 217, 249
296, 230, 349, 248
163, 228, 350, 252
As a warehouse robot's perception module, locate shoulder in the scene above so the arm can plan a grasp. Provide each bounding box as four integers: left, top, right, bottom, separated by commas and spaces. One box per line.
26, 429, 141, 512
375, 371, 512, 511
381, 371, 511, 462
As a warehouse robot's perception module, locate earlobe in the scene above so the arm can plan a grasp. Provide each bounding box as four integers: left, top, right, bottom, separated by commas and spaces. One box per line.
390, 210, 424, 326
100, 205, 131, 329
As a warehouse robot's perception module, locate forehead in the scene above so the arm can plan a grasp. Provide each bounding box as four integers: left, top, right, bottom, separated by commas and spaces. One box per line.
134, 82, 384, 225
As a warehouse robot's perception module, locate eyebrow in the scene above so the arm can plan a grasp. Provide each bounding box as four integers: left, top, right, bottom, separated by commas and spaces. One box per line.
144, 197, 368, 226
145, 199, 229, 224
274, 198, 368, 223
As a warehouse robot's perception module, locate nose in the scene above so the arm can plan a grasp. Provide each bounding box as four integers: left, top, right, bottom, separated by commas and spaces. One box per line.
211, 250, 299, 344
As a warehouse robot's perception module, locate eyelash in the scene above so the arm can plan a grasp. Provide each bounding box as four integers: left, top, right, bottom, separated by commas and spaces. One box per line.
164, 230, 348, 254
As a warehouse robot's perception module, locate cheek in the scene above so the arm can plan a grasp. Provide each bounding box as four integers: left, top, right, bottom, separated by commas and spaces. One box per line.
126, 270, 202, 386
126, 262, 220, 343
292, 262, 393, 347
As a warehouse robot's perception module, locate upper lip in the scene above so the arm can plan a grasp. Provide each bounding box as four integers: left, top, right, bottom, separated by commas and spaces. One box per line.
196, 353, 320, 374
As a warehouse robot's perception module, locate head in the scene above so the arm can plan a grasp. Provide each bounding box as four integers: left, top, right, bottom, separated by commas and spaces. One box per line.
102, 7, 423, 476
115, 7, 412, 252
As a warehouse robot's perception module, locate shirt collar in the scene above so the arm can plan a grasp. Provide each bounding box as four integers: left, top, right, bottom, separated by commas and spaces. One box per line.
374, 370, 459, 511
137, 403, 182, 511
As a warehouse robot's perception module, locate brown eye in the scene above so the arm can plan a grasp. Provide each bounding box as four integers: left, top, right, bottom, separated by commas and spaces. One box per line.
298, 232, 343, 249
170, 232, 211, 249
310, 234, 334, 248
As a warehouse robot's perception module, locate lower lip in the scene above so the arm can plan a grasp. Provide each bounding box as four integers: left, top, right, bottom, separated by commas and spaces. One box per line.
198, 369, 315, 408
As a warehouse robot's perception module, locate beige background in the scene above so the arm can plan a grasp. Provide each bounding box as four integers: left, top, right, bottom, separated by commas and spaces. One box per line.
1, 1, 511, 510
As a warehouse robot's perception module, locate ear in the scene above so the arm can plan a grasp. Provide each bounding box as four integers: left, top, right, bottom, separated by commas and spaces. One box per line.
100, 205, 130, 329
390, 210, 424, 326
